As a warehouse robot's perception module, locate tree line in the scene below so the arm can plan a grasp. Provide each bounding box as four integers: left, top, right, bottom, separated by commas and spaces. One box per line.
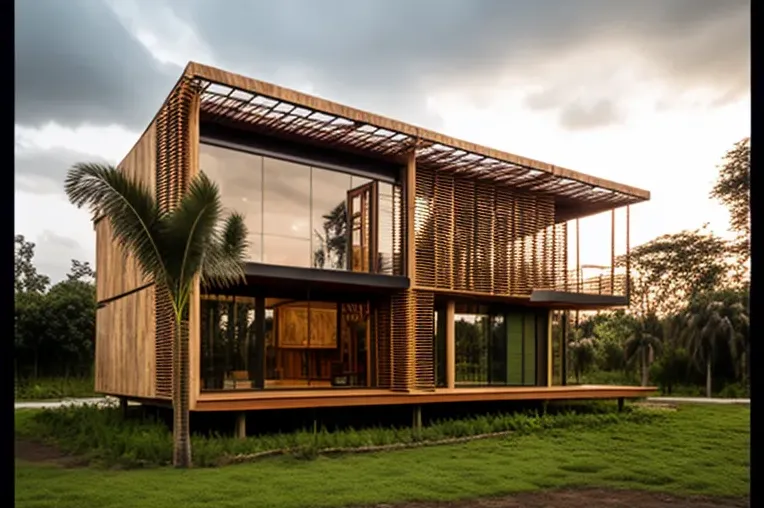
566, 137, 750, 397
14, 235, 97, 380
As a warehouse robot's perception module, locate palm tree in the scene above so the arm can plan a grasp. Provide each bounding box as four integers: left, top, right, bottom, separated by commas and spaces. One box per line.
682, 300, 736, 398
568, 329, 596, 384
65, 163, 247, 468
624, 314, 663, 387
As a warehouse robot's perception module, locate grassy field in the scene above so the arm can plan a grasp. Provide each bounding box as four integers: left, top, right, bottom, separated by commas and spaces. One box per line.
14, 404, 749, 508
14, 377, 95, 401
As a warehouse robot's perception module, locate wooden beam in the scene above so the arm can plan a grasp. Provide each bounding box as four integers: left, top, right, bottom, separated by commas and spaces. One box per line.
547, 309, 553, 387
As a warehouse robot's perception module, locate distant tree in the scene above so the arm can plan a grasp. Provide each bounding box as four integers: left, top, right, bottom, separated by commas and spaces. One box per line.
683, 299, 737, 397
65, 162, 248, 469
67, 259, 95, 282
711, 137, 750, 266
14, 235, 50, 293
619, 227, 729, 316
624, 314, 663, 387
568, 331, 596, 384
45, 280, 97, 377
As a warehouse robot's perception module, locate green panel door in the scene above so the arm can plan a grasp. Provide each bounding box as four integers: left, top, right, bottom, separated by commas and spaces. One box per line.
523, 312, 536, 386
506, 313, 523, 385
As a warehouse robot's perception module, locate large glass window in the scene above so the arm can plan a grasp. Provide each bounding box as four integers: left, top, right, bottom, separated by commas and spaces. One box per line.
454, 304, 544, 387
199, 142, 402, 274
199, 144, 262, 261
200, 292, 372, 391
311, 168, 351, 270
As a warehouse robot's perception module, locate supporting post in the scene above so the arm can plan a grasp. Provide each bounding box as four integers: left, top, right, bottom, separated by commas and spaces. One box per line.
610, 209, 615, 295
119, 397, 128, 419
235, 412, 246, 439
617, 397, 625, 413
626, 205, 631, 302
561, 311, 568, 386
445, 300, 456, 389
412, 405, 422, 438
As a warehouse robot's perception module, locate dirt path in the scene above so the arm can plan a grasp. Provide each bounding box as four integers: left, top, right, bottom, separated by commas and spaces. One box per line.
15, 439, 86, 468
374, 489, 748, 508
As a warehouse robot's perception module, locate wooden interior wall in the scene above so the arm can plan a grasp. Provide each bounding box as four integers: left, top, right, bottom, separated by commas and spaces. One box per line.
154, 77, 200, 400
95, 286, 156, 397
414, 167, 565, 296
95, 123, 157, 303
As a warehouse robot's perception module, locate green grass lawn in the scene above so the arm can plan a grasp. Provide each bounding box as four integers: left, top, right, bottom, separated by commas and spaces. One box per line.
15, 377, 96, 401
15, 404, 749, 508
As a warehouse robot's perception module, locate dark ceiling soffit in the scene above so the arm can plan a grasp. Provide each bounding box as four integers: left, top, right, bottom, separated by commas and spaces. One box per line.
529, 290, 628, 307
242, 262, 410, 290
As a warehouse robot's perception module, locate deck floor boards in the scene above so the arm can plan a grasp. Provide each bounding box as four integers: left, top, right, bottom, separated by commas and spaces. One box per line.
193, 385, 656, 411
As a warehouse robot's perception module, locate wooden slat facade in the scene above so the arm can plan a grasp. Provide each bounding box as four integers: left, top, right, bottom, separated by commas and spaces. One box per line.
95, 286, 156, 397
95, 122, 156, 303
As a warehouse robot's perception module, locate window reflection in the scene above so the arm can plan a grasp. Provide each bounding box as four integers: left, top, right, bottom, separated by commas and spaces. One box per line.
311, 168, 350, 270
263, 157, 311, 239
199, 296, 256, 390
199, 144, 262, 262
199, 142, 402, 274
262, 235, 311, 268
454, 304, 540, 387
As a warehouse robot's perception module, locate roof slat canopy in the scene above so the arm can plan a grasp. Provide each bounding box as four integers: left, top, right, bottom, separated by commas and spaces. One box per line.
183, 62, 649, 222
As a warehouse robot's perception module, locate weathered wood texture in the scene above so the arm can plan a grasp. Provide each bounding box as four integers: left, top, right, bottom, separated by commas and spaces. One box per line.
95, 286, 156, 397
95, 122, 157, 303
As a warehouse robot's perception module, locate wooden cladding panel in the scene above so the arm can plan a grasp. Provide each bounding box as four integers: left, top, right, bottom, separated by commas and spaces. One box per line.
413, 290, 435, 390
95, 286, 156, 397
374, 298, 392, 389
95, 123, 157, 303
414, 168, 558, 296
390, 290, 413, 391
154, 77, 200, 399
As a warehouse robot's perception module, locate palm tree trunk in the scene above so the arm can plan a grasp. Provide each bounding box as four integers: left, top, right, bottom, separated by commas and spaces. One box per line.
641, 348, 648, 387
705, 358, 712, 398
173, 318, 192, 467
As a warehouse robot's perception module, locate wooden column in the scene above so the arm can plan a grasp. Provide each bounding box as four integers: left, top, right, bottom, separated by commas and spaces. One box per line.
561, 311, 568, 386
445, 300, 456, 389
626, 205, 631, 302
235, 412, 246, 439
251, 296, 265, 389
547, 309, 553, 387
610, 209, 615, 295
405, 151, 416, 282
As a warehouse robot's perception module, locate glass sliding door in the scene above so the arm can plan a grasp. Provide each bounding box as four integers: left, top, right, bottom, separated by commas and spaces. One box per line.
453, 304, 545, 388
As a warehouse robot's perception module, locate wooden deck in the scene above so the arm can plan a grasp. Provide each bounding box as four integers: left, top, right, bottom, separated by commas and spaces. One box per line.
193, 385, 657, 411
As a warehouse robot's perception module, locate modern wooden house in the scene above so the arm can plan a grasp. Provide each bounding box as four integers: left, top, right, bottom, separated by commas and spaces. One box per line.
95, 62, 654, 418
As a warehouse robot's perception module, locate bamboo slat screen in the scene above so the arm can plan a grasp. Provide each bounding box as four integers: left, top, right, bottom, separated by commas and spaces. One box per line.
374, 298, 392, 389
415, 167, 567, 296
390, 290, 413, 391
154, 78, 200, 399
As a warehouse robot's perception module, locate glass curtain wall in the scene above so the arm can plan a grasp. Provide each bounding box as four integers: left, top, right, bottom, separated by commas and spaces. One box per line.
200, 142, 402, 274
454, 304, 547, 387
200, 293, 372, 391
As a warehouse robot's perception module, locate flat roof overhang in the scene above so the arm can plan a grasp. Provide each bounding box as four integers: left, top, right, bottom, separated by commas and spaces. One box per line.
202, 262, 410, 300
530, 290, 629, 309
170, 62, 650, 223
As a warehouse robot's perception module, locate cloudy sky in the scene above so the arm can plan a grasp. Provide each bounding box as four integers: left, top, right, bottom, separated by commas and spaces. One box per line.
15, 0, 750, 282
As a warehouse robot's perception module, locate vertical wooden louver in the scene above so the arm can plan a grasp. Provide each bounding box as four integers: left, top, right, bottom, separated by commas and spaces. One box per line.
390, 290, 413, 391
154, 77, 199, 399
374, 298, 392, 388
413, 290, 435, 390
413, 169, 559, 297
